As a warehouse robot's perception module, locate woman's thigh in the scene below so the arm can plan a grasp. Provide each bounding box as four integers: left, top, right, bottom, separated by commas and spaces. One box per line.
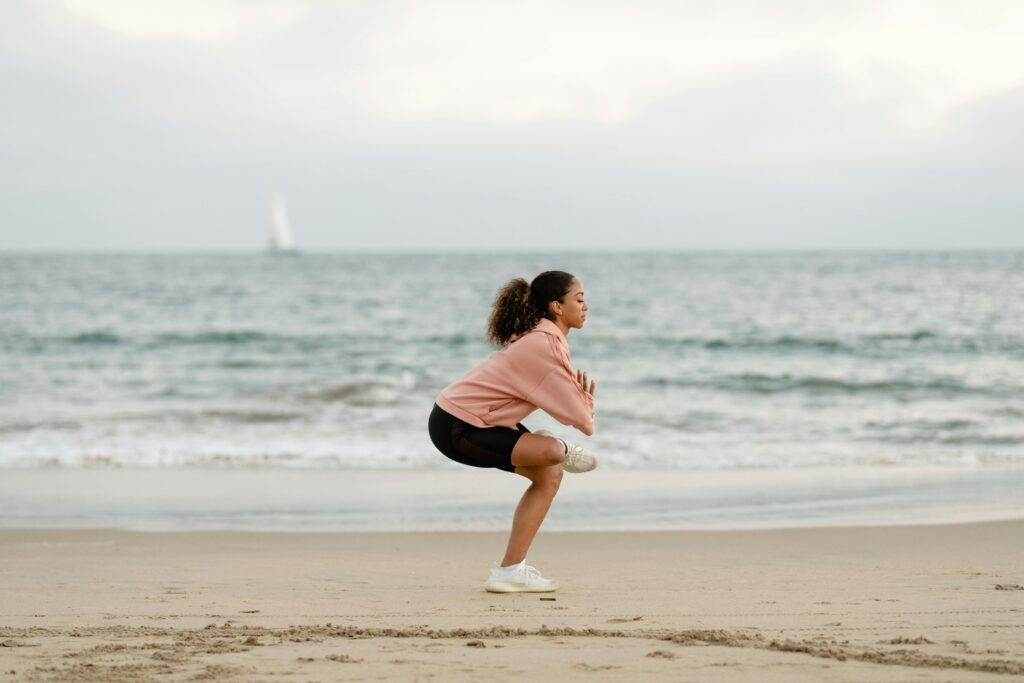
452, 422, 526, 473
510, 433, 564, 468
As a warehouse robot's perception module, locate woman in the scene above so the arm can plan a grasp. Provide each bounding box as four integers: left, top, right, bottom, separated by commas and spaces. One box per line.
428, 270, 597, 593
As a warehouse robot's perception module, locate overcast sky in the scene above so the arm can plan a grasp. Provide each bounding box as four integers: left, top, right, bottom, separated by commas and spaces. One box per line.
1, 0, 1022, 251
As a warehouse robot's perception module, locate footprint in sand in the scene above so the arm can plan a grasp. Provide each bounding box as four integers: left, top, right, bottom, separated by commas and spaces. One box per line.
573, 663, 622, 672
326, 654, 362, 663
0, 640, 39, 648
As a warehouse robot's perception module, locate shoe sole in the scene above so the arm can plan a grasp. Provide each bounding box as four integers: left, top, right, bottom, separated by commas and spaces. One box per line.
483, 580, 559, 593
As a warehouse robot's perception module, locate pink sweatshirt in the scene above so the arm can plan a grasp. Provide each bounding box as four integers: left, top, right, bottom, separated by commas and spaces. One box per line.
436, 318, 595, 436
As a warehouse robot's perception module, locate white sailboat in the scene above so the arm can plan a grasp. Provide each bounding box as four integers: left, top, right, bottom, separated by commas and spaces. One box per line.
268, 190, 297, 254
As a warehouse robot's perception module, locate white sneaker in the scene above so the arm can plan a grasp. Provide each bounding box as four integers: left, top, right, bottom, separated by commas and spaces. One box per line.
483, 560, 558, 593
534, 429, 597, 473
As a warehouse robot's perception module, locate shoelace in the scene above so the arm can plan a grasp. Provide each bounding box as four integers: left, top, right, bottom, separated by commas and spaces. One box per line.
565, 444, 586, 464
522, 565, 547, 582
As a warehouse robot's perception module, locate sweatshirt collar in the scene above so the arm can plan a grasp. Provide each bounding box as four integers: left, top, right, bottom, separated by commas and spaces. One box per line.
535, 317, 565, 340
508, 317, 568, 350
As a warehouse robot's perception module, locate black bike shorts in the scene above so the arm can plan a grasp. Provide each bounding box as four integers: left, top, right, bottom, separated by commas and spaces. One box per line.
428, 403, 530, 473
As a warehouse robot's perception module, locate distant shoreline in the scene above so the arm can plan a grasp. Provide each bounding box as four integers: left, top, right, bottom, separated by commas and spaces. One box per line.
2, 465, 1022, 533
2, 247, 1023, 254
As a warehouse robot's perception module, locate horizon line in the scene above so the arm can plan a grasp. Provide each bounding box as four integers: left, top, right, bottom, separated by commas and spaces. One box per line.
1, 246, 1022, 255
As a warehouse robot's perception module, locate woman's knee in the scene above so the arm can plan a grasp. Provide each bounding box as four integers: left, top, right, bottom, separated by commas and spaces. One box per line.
541, 437, 566, 466
535, 464, 563, 493
516, 463, 563, 493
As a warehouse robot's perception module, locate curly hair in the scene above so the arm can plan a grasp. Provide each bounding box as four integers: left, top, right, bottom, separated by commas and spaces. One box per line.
486, 271, 576, 346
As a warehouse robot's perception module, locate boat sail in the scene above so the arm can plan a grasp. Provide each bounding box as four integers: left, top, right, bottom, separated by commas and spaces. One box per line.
268, 190, 297, 253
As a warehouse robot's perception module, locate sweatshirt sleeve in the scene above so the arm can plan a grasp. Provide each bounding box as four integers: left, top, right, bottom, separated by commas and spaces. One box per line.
525, 351, 596, 436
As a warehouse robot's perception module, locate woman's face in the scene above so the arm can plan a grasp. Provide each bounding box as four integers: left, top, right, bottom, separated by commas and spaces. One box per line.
553, 279, 588, 329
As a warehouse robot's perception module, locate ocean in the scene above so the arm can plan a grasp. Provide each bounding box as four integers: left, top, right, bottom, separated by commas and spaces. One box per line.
1, 251, 1021, 530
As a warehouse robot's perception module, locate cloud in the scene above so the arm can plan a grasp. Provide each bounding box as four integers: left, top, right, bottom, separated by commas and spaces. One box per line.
0, 0, 1022, 249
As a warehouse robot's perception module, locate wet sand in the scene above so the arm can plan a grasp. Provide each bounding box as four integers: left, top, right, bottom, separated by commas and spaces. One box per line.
1, 521, 1023, 681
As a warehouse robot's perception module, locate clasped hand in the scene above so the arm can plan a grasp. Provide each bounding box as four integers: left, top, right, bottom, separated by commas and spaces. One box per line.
576, 369, 596, 397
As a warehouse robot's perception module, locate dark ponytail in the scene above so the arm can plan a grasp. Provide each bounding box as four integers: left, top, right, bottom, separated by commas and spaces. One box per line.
486, 271, 576, 346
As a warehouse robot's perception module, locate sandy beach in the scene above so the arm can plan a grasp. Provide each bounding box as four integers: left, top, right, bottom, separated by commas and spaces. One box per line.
1, 520, 1022, 682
